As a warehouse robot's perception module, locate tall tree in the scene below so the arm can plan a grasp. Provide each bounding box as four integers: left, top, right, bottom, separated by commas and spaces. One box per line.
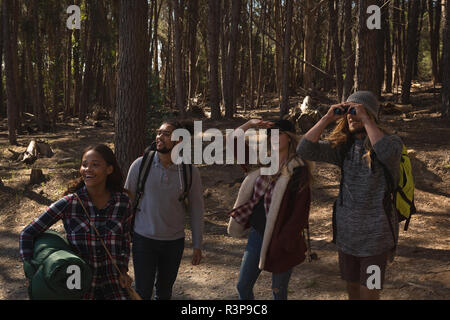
384, 2, 393, 93
3, 0, 18, 144
173, 0, 186, 116
11, 0, 23, 131
356, 0, 379, 93
375, 2, 385, 97
33, 0, 46, 131
273, 0, 283, 98
0, 2, 5, 119
187, 0, 199, 105
80, 0, 97, 123
248, 0, 254, 109
255, 0, 268, 108
342, 0, 355, 100
208, 0, 221, 119
65, 26, 72, 118
441, 0, 449, 117
224, 0, 242, 118
280, 0, 294, 115
303, 0, 317, 90
73, 0, 82, 118
428, 0, 441, 85
115, 0, 149, 174
329, 0, 344, 102
401, 0, 420, 104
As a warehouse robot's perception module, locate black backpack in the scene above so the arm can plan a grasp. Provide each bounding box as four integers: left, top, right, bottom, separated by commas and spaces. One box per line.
133, 144, 193, 213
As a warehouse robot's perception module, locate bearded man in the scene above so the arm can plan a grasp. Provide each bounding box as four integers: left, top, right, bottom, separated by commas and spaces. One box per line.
297, 91, 403, 300
125, 120, 204, 300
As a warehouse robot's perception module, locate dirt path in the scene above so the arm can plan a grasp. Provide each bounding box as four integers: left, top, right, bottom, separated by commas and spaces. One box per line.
0, 90, 449, 300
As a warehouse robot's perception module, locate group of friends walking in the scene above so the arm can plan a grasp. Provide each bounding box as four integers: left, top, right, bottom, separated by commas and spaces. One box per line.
19, 90, 403, 300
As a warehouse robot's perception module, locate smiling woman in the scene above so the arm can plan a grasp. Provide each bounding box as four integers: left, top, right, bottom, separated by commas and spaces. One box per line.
19, 144, 136, 300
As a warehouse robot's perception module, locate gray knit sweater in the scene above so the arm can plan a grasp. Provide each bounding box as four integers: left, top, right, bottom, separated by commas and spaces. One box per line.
297, 134, 403, 257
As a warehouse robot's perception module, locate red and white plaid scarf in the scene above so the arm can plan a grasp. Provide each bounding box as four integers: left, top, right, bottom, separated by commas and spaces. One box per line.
229, 175, 277, 227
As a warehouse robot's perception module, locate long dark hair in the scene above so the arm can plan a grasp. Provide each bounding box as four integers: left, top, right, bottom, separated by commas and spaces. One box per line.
64, 144, 125, 195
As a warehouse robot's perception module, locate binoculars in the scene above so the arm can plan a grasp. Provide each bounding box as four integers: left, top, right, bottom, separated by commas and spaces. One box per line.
334, 105, 356, 115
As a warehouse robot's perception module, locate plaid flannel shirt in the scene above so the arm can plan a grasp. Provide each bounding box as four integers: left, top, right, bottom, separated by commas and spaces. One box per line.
19, 186, 133, 300
229, 175, 276, 227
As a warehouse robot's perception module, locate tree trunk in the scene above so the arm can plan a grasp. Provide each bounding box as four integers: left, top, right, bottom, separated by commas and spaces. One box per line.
32, 0, 46, 131
255, 0, 267, 108
303, 0, 316, 90
343, 0, 355, 100
80, 1, 97, 123
274, 0, 283, 98
356, 0, 379, 93
3, 0, 18, 144
329, 0, 344, 102
0, 2, 4, 119
428, 0, 441, 86
208, 0, 221, 120
187, 0, 199, 105
376, 3, 385, 98
173, 0, 185, 116
73, 0, 82, 117
441, 0, 449, 117
49, 2, 65, 129
280, 0, 294, 115
248, 0, 254, 109
115, 0, 149, 174
224, 0, 241, 119
11, 0, 23, 132
413, 0, 426, 79
384, 2, 393, 93
401, 0, 420, 104
153, 0, 162, 90
220, 0, 229, 110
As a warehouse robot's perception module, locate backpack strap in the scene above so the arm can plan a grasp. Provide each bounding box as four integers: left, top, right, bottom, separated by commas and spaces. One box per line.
180, 163, 193, 201
375, 155, 400, 244
133, 147, 156, 213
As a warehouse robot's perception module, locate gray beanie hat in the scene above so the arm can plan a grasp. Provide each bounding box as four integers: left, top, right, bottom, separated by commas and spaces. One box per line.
346, 91, 379, 120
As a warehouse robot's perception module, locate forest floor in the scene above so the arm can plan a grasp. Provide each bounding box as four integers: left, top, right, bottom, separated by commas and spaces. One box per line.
0, 81, 449, 300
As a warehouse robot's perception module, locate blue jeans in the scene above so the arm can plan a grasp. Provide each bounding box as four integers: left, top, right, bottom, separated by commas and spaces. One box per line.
132, 232, 184, 300
237, 228, 293, 300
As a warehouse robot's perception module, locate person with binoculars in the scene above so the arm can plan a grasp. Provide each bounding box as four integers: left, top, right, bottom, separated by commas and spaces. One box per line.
297, 91, 403, 300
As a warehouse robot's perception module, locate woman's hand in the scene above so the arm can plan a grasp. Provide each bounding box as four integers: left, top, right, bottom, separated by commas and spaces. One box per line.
324, 103, 348, 123
346, 102, 371, 124
237, 119, 274, 132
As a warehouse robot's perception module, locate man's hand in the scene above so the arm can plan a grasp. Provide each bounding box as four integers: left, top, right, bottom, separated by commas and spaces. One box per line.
191, 248, 202, 265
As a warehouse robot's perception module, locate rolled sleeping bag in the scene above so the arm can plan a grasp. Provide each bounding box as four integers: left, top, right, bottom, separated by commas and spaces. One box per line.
24, 230, 92, 300
30, 250, 93, 300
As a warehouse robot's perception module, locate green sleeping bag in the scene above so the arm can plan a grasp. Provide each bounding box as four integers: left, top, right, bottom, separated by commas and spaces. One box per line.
23, 230, 93, 300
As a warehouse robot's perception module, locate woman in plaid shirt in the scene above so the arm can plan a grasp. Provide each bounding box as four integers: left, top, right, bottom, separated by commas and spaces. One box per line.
19, 144, 134, 300
228, 119, 313, 300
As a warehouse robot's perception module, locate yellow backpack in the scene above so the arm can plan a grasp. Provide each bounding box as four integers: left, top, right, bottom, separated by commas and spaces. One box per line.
381, 145, 416, 231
